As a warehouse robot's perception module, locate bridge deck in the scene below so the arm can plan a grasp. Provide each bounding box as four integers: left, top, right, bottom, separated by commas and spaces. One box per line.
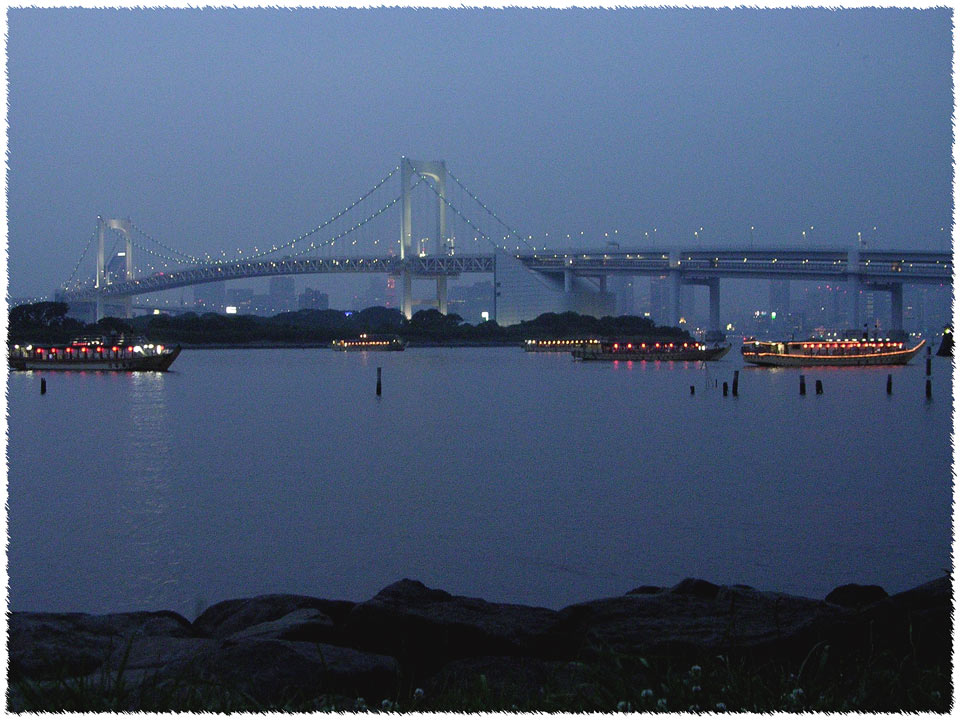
59, 247, 951, 302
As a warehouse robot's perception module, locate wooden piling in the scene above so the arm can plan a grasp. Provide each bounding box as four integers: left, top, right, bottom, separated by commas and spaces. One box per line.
800, 375, 806, 395
815, 379, 823, 395
886, 374, 892, 395
690, 385, 695, 395
376, 367, 382, 396
732, 370, 739, 396
40, 378, 46, 395
722, 381, 728, 397
926, 378, 932, 399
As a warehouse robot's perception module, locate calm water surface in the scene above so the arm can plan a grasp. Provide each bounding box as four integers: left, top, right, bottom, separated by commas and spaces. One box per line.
7, 347, 953, 618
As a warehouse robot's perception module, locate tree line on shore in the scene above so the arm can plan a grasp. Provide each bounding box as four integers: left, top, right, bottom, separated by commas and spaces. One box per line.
8, 301, 691, 345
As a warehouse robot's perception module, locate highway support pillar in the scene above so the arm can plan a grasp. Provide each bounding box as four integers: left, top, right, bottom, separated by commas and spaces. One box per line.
668, 250, 682, 327
704, 278, 725, 343
890, 282, 904, 339
847, 248, 861, 334
401, 270, 413, 320
437, 275, 448, 315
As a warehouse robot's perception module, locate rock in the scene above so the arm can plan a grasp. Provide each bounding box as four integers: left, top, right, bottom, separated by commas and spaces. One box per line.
560, 584, 847, 660
156, 639, 398, 706
228, 608, 335, 642
626, 585, 662, 595
669, 578, 721, 600
192, 594, 354, 639
343, 579, 579, 671
845, 576, 952, 665
9, 610, 194, 681
824, 583, 889, 608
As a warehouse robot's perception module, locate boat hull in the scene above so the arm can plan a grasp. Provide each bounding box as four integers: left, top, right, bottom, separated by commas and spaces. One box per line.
741, 341, 924, 367
573, 344, 731, 362
332, 344, 405, 352
9, 346, 181, 372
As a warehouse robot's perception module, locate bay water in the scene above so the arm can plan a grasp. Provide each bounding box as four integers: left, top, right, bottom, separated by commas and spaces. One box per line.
6, 347, 952, 618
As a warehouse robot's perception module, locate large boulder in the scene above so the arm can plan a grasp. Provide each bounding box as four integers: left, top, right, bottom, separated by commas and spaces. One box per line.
841, 576, 951, 665
825, 583, 889, 608
559, 580, 848, 660
192, 594, 354, 641
9, 610, 195, 681
343, 579, 580, 671
155, 638, 398, 706
228, 608, 336, 642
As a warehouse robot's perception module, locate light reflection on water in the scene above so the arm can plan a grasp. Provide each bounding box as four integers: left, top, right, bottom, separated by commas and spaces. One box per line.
6, 348, 953, 617
116, 372, 185, 610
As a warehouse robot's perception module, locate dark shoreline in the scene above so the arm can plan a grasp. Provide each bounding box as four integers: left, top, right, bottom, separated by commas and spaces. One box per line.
9, 575, 950, 712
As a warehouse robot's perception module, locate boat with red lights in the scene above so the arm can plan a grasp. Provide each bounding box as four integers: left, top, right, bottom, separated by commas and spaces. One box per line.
740, 338, 925, 367
572, 340, 731, 361
331, 333, 406, 351
523, 338, 601, 352
8, 336, 181, 371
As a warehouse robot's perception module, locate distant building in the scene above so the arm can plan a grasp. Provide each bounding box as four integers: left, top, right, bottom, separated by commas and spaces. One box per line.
194, 281, 225, 311
298, 287, 329, 310
268, 276, 296, 313
649, 276, 671, 325
226, 287, 254, 313
449, 280, 495, 323
769, 280, 790, 318
385, 276, 397, 309
361, 275, 387, 309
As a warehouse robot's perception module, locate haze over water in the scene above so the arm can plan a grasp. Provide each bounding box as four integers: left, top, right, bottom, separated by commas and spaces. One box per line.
7, 348, 951, 618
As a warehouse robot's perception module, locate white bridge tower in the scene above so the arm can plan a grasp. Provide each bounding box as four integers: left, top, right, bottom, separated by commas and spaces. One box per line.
95, 216, 134, 320
399, 157, 452, 319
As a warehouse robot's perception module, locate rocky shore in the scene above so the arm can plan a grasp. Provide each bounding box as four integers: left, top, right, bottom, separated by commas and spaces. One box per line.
8, 576, 951, 712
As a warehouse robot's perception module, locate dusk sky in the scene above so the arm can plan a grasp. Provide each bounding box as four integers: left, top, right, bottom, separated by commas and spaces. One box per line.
6, 6, 953, 301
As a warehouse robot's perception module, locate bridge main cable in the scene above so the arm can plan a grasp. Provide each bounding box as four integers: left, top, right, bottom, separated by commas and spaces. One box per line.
446, 168, 536, 252
285, 183, 418, 258
414, 169, 532, 253
243, 165, 401, 261
129, 221, 203, 264
64, 226, 97, 287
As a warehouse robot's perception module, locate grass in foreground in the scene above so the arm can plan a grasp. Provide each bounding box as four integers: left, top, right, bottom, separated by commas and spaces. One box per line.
10, 642, 952, 713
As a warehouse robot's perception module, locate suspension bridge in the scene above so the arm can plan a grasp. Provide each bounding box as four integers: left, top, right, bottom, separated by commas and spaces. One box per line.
55, 157, 952, 339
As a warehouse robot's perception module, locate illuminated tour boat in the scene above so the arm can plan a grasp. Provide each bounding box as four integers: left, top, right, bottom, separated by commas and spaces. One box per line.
523, 338, 601, 352
8, 336, 181, 371
331, 333, 406, 351
740, 338, 926, 367
572, 340, 731, 362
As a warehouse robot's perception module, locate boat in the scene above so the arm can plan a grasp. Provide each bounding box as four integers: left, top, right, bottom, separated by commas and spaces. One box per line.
9, 335, 181, 371
740, 338, 925, 367
523, 338, 601, 352
331, 333, 406, 351
572, 340, 731, 362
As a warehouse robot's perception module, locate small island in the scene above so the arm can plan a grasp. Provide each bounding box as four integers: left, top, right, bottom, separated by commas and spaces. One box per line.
8, 301, 692, 349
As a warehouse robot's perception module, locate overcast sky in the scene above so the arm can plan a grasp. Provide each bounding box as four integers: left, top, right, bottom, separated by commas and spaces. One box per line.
6, 6, 953, 300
